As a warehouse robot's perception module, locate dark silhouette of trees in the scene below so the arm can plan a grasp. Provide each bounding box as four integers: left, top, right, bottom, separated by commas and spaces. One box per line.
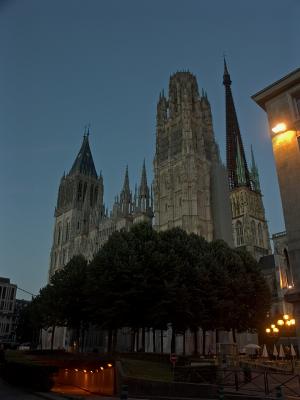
27, 223, 271, 352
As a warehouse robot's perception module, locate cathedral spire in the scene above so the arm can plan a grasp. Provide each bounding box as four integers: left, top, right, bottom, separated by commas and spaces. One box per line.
119, 165, 132, 216
138, 159, 150, 212
250, 145, 261, 192
69, 131, 97, 178
223, 59, 251, 190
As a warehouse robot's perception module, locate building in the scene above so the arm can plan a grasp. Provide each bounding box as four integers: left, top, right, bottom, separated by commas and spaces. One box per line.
252, 67, 300, 346
49, 128, 153, 278
259, 232, 293, 318
252, 68, 300, 283
0, 277, 17, 345
223, 60, 271, 261
153, 71, 233, 244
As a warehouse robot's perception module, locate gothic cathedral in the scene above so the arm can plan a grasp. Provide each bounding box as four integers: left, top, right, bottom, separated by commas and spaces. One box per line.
153, 71, 233, 244
49, 129, 153, 278
223, 60, 271, 260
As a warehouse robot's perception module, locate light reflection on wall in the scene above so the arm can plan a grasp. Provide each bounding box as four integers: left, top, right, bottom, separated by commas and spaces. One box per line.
54, 364, 114, 395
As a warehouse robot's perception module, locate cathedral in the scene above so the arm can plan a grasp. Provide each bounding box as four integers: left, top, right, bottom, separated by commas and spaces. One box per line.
47, 64, 271, 352
223, 60, 271, 260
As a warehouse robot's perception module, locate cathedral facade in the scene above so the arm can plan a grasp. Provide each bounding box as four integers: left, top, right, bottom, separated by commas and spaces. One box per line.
223, 60, 271, 261
153, 71, 233, 244
46, 67, 271, 352
49, 130, 153, 278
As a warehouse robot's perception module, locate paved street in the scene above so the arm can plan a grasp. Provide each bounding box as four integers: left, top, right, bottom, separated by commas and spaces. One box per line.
0, 378, 112, 400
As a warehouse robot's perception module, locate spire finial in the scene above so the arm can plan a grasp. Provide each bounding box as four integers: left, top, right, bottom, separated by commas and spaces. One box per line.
223, 53, 231, 86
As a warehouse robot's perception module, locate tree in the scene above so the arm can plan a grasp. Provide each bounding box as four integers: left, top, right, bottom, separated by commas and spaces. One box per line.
50, 255, 88, 350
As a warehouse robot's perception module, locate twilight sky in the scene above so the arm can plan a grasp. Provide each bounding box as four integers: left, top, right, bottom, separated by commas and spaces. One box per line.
0, 0, 299, 300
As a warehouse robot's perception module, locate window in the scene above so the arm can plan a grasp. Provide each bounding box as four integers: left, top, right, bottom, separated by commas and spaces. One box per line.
292, 92, 300, 118
258, 223, 263, 246
251, 221, 257, 245
236, 221, 244, 246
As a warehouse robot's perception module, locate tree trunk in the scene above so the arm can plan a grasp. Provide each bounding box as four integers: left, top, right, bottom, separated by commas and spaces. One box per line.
202, 329, 206, 356
160, 330, 164, 353
232, 328, 236, 343
182, 331, 186, 355
112, 329, 118, 352
141, 327, 145, 352
130, 328, 135, 352
171, 327, 176, 354
136, 329, 139, 351
81, 328, 85, 352
50, 325, 56, 351
152, 329, 156, 353
107, 329, 113, 353
193, 329, 198, 355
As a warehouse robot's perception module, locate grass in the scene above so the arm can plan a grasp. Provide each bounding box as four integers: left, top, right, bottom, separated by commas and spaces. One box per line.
121, 358, 173, 382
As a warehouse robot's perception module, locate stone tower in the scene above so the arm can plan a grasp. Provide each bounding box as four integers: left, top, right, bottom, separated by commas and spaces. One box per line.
49, 130, 104, 278
223, 60, 271, 260
153, 71, 232, 243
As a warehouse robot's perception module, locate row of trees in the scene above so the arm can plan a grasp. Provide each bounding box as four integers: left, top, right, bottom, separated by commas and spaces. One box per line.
19, 223, 271, 353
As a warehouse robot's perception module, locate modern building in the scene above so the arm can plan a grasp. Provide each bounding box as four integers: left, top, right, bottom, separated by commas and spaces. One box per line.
153, 71, 233, 244
223, 60, 271, 261
0, 277, 17, 344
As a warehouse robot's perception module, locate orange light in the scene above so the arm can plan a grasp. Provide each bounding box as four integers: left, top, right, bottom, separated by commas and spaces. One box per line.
83, 369, 87, 373
75, 369, 78, 372
273, 327, 279, 333
266, 328, 271, 333
100, 366, 104, 371
271, 324, 276, 329
272, 122, 287, 134
107, 363, 112, 367
290, 319, 296, 325
273, 130, 294, 146
277, 320, 284, 326
283, 314, 289, 320
286, 321, 291, 326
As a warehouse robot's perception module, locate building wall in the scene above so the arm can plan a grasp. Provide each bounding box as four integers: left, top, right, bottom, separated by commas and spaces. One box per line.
153, 72, 232, 243
230, 187, 271, 261
0, 277, 17, 343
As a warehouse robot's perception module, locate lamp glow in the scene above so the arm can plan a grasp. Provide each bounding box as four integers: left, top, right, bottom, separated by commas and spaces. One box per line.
266, 328, 271, 333
283, 314, 289, 320
272, 122, 287, 134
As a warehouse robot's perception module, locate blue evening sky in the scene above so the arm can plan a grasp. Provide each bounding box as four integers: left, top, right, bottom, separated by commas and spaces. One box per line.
0, 0, 299, 299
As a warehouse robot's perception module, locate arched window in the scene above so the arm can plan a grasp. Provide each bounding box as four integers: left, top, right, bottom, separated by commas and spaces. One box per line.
77, 182, 82, 201
236, 221, 244, 246
83, 182, 87, 200
251, 220, 257, 245
284, 248, 293, 286
57, 224, 61, 245
90, 185, 94, 206
258, 223, 263, 246
65, 220, 70, 241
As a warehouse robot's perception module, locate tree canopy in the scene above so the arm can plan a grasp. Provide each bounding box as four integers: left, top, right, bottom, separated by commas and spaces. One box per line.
27, 223, 271, 351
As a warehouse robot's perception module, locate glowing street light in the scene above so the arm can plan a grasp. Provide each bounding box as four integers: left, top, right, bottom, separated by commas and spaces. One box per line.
272, 122, 287, 134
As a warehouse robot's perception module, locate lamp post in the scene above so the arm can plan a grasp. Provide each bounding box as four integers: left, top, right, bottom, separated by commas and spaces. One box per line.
265, 314, 296, 358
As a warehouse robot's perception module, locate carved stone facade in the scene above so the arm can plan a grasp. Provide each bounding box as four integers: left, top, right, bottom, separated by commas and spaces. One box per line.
153, 72, 232, 243
49, 133, 153, 279
230, 187, 271, 260
223, 60, 271, 260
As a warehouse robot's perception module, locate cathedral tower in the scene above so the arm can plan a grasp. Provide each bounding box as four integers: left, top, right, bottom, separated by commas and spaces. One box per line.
49, 130, 104, 278
153, 71, 232, 243
223, 60, 271, 260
